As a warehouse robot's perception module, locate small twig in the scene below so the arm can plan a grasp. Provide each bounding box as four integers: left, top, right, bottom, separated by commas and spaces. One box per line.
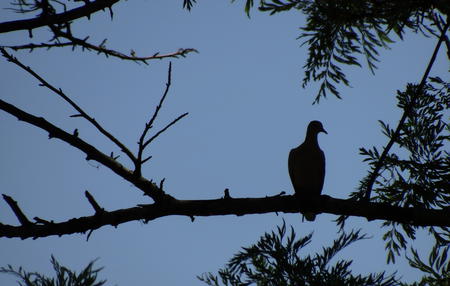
135, 63, 188, 176
135, 63, 173, 176
0, 47, 137, 164
142, 112, 189, 150
364, 19, 450, 201
159, 178, 166, 190
141, 155, 152, 164
110, 152, 120, 160
86, 229, 95, 241
223, 188, 231, 199
2, 194, 32, 226
84, 191, 104, 214
266, 191, 286, 198
34, 217, 53, 225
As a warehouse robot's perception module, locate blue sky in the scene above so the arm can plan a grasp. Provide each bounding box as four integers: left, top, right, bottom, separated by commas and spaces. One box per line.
0, 1, 448, 285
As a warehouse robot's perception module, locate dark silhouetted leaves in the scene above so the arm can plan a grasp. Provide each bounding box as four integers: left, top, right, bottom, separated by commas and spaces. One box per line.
349, 77, 449, 263
235, 0, 439, 102
199, 222, 399, 285
0, 256, 106, 286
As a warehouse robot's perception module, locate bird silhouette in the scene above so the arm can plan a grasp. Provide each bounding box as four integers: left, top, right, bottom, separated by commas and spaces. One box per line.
288, 120, 327, 221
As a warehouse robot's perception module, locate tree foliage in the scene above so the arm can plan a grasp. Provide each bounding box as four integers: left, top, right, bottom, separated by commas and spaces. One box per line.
229, 0, 449, 102
0, 0, 449, 283
198, 222, 400, 285
407, 243, 450, 286
354, 77, 450, 263
1, 224, 448, 285
217, 0, 450, 267
0, 256, 106, 286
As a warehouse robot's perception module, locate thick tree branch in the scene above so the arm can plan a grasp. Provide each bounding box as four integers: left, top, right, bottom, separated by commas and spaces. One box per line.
0, 98, 170, 203
0, 0, 121, 34
0, 195, 449, 239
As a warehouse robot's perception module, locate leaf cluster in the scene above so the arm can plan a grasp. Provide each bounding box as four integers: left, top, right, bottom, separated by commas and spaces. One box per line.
198, 222, 398, 285
406, 243, 450, 286
235, 0, 445, 102
358, 78, 449, 209
0, 256, 106, 286
352, 77, 449, 263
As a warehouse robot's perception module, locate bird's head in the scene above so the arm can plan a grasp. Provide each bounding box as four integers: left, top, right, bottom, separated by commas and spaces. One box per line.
308, 120, 327, 135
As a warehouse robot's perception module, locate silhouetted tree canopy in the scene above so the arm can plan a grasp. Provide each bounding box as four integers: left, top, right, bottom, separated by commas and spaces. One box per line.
0, 0, 448, 283
199, 222, 450, 286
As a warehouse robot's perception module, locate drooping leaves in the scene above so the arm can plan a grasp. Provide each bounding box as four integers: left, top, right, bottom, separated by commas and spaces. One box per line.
236, 0, 439, 102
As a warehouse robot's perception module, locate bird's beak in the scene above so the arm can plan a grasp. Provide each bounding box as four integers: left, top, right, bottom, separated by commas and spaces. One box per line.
322, 128, 328, 134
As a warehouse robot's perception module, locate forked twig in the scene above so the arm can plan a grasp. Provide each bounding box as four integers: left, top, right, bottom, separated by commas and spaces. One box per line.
135, 63, 188, 176
142, 112, 188, 149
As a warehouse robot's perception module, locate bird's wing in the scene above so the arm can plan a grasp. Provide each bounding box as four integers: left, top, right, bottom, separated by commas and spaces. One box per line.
289, 146, 308, 194
289, 144, 325, 196
316, 149, 325, 195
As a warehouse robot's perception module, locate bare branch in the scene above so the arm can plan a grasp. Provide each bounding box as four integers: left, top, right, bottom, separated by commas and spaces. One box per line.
0, 0, 121, 34
2, 194, 31, 226
1, 48, 138, 164
364, 19, 450, 200
135, 63, 188, 176
135, 63, 173, 175
1, 195, 449, 239
2, 38, 198, 63
141, 155, 152, 164
0, 98, 170, 203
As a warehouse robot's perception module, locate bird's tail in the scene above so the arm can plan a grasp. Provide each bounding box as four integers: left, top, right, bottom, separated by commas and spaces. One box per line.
302, 212, 316, 222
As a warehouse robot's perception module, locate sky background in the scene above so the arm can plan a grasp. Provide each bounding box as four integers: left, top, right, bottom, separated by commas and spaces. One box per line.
0, 1, 448, 285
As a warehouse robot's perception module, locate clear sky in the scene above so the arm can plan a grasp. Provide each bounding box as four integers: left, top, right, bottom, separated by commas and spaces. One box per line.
0, 1, 448, 285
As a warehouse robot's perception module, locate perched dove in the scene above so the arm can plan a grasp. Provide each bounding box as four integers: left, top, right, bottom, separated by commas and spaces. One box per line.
288, 120, 327, 221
